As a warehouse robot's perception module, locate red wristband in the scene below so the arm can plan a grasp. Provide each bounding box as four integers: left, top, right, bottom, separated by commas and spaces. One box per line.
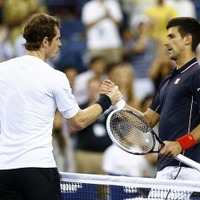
176, 133, 196, 150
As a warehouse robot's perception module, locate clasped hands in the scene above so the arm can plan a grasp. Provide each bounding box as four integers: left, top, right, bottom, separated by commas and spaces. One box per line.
100, 79, 122, 105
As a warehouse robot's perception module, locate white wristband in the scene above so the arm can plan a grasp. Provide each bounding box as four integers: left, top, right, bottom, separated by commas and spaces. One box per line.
112, 99, 126, 109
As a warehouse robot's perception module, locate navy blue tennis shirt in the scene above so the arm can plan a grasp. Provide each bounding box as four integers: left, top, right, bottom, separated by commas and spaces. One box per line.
149, 58, 200, 171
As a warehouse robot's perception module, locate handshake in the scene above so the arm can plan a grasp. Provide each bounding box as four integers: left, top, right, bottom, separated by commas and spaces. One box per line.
96, 79, 126, 112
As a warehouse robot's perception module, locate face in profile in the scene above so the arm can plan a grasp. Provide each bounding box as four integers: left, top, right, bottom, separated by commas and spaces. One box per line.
164, 26, 185, 61
46, 26, 62, 58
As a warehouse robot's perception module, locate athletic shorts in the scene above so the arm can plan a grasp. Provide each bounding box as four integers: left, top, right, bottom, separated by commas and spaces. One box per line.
0, 168, 61, 200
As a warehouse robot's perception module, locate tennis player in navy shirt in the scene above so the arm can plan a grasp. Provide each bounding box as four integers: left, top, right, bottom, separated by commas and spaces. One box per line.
151, 17, 200, 177
112, 17, 200, 189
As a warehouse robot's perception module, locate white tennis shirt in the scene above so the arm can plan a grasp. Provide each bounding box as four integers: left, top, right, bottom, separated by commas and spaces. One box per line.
0, 55, 80, 169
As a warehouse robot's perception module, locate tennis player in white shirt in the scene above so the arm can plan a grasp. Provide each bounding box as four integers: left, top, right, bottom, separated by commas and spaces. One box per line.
0, 13, 122, 200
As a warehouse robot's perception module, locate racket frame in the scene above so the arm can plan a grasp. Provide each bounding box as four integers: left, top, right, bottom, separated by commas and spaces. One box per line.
106, 108, 200, 172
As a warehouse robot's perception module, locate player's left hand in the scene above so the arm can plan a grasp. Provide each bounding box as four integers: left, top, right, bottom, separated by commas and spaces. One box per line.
100, 79, 115, 95
159, 141, 183, 158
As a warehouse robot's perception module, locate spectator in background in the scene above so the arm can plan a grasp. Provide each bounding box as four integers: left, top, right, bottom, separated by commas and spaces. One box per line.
0, 24, 13, 62
63, 67, 78, 90
149, 48, 175, 91
121, 0, 156, 29
110, 62, 141, 108
103, 143, 156, 177
0, 0, 4, 23
73, 55, 107, 105
123, 15, 156, 101
143, 0, 177, 45
81, 0, 123, 64
1, 0, 48, 62
54, 6, 87, 72
74, 76, 113, 174
166, 0, 197, 19
3, 0, 47, 45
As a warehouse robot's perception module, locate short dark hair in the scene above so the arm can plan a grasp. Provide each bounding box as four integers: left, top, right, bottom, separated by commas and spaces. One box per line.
23, 13, 61, 51
166, 17, 200, 51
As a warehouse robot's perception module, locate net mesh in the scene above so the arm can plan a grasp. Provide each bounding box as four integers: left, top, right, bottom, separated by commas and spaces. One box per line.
108, 110, 155, 154
60, 172, 200, 200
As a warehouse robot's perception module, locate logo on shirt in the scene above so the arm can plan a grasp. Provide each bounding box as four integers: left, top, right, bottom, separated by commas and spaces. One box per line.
174, 78, 180, 84
197, 88, 200, 92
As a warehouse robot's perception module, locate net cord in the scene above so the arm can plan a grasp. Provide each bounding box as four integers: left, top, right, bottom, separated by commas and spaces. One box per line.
60, 172, 200, 192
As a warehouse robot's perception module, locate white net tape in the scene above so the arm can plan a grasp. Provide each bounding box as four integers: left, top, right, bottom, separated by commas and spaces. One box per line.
60, 172, 200, 200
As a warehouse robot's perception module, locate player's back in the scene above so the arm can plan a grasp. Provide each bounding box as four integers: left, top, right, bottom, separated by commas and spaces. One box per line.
0, 55, 60, 169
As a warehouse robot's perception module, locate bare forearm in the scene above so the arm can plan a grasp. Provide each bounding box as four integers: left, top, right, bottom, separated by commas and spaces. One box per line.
124, 105, 159, 128
124, 104, 143, 116
160, 123, 200, 158
69, 81, 122, 131
69, 104, 103, 131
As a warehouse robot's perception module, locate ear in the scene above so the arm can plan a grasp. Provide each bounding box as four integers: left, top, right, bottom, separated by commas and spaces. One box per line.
42, 37, 49, 48
185, 34, 192, 46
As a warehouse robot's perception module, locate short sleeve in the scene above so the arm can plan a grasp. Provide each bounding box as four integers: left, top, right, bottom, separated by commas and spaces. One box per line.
191, 71, 200, 111
149, 91, 161, 114
53, 71, 80, 119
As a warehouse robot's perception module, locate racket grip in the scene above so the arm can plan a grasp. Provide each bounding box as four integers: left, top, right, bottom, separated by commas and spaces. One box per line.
112, 99, 126, 109
175, 154, 200, 172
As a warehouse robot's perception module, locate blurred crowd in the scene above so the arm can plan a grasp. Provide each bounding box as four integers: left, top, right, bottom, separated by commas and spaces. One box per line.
1, 0, 200, 178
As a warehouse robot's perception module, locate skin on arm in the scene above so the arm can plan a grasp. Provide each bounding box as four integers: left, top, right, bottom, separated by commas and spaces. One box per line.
68, 80, 122, 131
101, 79, 160, 128
159, 141, 182, 158
160, 124, 200, 158
191, 124, 200, 144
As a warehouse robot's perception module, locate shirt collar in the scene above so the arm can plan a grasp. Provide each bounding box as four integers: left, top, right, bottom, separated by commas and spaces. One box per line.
177, 58, 198, 74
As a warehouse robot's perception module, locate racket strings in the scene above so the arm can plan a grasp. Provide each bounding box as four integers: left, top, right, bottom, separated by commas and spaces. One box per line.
109, 110, 155, 154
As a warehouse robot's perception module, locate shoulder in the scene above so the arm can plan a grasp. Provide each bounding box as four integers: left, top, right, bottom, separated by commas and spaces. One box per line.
187, 64, 200, 78
0, 56, 21, 64
193, 63, 200, 71
82, 1, 96, 10
34, 60, 70, 87
190, 64, 200, 82
0, 56, 27, 71
51, 68, 69, 84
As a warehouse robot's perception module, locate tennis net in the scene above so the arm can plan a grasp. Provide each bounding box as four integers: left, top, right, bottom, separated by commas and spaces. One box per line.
60, 172, 200, 200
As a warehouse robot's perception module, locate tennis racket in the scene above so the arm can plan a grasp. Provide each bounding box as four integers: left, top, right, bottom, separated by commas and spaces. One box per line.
106, 108, 200, 171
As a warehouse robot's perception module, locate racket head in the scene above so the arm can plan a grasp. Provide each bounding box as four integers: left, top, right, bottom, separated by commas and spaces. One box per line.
106, 109, 158, 155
